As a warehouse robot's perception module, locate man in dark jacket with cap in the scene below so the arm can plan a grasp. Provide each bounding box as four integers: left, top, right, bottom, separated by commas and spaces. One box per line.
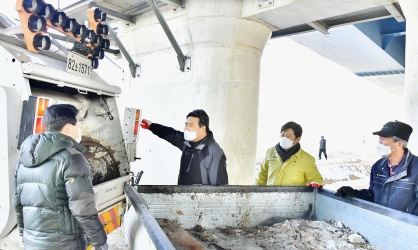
336, 120, 418, 216
140, 109, 228, 185
14, 104, 108, 250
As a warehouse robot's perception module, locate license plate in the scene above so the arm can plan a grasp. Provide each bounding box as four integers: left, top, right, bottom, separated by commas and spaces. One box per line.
66, 51, 92, 78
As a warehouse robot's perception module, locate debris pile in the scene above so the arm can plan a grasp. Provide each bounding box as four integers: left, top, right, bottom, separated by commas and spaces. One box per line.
185, 219, 381, 250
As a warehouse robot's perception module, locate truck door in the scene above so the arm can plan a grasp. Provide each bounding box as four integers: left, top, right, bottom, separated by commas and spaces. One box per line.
0, 86, 20, 238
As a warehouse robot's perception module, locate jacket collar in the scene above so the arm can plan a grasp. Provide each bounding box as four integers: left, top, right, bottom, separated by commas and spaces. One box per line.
385, 149, 412, 183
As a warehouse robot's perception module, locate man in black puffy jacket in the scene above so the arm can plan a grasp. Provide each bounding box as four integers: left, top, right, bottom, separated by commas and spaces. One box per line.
141, 109, 228, 185
14, 104, 108, 250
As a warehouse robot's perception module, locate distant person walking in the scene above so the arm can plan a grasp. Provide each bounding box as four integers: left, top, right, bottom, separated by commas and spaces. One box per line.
319, 136, 327, 160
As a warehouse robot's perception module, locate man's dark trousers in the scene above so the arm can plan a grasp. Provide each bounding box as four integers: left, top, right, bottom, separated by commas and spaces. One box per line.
319, 149, 327, 160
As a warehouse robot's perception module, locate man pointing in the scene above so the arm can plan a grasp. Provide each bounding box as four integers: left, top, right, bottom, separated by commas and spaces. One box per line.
141, 109, 228, 185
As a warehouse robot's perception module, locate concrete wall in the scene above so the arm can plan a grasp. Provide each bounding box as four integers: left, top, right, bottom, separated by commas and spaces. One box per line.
116, 0, 271, 184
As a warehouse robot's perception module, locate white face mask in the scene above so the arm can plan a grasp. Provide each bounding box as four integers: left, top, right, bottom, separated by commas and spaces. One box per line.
184, 130, 197, 141
376, 143, 392, 158
280, 137, 294, 150
76, 128, 82, 143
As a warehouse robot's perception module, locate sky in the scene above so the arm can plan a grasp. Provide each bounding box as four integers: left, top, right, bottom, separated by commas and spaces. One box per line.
2, 1, 404, 161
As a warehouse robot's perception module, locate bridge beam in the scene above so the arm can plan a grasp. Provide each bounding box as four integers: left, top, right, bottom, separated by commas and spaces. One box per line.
307, 21, 329, 35
383, 3, 405, 22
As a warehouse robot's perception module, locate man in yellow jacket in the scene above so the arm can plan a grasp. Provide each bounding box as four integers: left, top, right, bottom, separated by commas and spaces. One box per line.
256, 121, 323, 187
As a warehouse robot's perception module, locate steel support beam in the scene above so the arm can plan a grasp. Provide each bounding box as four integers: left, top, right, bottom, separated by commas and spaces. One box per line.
383, 3, 405, 22
306, 21, 329, 34
382, 31, 406, 50
272, 9, 391, 38
121, 2, 154, 16
47, 33, 120, 55
159, 0, 181, 7
0, 13, 16, 29
146, 0, 190, 72
50, 38, 69, 55
0, 34, 67, 62
89, 3, 134, 24
0, 25, 23, 36
105, 21, 141, 78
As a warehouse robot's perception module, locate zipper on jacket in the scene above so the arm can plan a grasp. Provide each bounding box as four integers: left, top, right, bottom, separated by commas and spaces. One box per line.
186, 153, 195, 172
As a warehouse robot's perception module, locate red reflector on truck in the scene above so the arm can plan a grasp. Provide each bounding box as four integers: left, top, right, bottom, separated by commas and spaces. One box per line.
133, 110, 141, 137
36, 97, 49, 116
34, 117, 45, 134
33, 97, 52, 134
133, 121, 139, 136
123, 107, 142, 143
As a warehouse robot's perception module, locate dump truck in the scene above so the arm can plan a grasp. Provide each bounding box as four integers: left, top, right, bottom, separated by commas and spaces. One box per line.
123, 185, 418, 250
0, 12, 142, 248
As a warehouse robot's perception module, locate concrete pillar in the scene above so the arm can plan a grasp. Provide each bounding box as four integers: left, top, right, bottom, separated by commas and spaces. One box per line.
399, 0, 418, 152
117, 0, 271, 184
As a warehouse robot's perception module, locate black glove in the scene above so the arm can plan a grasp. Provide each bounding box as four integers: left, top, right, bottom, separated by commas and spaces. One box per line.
336, 186, 361, 198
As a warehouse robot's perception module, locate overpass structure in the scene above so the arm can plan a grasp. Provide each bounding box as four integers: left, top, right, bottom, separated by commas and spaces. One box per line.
289, 18, 406, 97
4, 0, 418, 184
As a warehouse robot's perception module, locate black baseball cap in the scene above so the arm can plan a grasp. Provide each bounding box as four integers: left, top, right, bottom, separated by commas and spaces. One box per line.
372, 120, 413, 142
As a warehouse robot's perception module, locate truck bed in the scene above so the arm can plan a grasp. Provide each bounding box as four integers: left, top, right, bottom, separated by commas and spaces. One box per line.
125, 186, 418, 250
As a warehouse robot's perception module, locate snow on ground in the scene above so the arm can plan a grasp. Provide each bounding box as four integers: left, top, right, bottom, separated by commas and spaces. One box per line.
316, 152, 376, 191
255, 151, 377, 191
0, 225, 128, 250
0, 226, 23, 250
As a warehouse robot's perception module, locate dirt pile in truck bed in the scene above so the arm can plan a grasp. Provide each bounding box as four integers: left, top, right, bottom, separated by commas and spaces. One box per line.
182, 219, 380, 250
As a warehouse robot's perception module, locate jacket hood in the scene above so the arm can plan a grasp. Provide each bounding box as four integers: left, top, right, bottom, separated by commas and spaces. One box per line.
20, 132, 86, 168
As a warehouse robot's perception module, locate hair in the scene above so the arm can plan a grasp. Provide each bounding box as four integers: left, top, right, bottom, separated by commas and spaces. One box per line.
281, 121, 303, 138
187, 109, 210, 132
393, 136, 408, 148
43, 104, 79, 132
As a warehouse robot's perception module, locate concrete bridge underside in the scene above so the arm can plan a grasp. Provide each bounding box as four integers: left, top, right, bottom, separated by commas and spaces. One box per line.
61, 0, 418, 184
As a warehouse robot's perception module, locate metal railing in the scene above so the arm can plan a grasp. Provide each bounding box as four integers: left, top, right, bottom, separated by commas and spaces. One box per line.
124, 185, 175, 250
